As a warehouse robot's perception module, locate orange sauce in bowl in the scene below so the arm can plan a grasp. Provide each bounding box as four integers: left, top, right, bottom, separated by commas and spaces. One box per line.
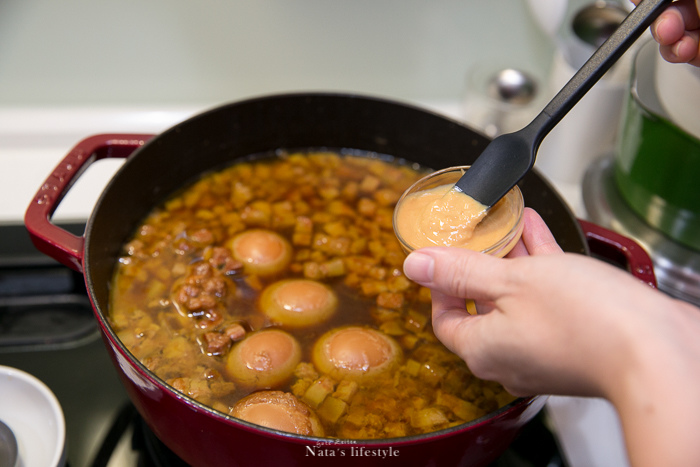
393, 167, 523, 256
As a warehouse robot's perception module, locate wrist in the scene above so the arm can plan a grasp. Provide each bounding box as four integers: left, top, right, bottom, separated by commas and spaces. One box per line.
602, 297, 700, 466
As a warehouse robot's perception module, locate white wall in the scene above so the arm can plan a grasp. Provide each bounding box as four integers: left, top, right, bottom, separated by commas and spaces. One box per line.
0, 0, 570, 106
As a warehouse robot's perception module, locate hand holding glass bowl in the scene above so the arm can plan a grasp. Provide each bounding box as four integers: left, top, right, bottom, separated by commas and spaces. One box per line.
393, 166, 524, 258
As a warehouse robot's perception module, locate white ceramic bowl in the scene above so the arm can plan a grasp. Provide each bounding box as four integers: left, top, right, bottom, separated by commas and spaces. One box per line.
0, 366, 66, 467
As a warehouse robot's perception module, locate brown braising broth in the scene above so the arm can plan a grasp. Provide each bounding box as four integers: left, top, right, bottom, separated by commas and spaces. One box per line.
109, 150, 516, 439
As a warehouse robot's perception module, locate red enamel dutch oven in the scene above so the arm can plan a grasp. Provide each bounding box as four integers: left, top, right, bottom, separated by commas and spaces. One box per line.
25, 93, 655, 467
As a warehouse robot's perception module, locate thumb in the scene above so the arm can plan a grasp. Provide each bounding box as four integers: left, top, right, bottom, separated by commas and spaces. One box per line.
403, 247, 509, 302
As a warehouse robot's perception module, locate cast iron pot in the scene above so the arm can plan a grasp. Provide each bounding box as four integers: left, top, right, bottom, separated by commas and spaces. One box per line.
25, 93, 655, 467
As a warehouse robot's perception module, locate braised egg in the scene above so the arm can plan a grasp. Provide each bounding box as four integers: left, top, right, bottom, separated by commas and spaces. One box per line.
231, 390, 324, 436
226, 329, 301, 388
259, 279, 337, 328
229, 229, 292, 276
312, 326, 402, 381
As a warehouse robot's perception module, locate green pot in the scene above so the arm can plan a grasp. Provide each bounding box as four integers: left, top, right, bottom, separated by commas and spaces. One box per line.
614, 40, 700, 251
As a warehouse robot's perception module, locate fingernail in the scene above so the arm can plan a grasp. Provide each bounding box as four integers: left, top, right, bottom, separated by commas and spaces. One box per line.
673, 40, 684, 58
651, 17, 663, 39
404, 252, 435, 284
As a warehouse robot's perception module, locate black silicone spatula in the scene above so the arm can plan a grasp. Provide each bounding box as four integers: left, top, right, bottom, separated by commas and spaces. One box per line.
454, 0, 672, 208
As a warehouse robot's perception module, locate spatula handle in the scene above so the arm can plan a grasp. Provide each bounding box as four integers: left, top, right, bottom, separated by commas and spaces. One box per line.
539, 0, 672, 136
454, 0, 671, 208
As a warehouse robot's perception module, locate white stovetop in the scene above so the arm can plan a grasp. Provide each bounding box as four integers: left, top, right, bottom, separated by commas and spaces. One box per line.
0, 100, 628, 467
0, 105, 206, 223
0, 101, 586, 223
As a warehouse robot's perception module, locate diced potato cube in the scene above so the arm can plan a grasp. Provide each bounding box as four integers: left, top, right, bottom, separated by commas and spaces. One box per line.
318, 396, 348, 424
436, 391, 484, 422
171, 262, 187, 276
379, 320, 406, 336
357, 198, 377, 217
231, 182, 253, 208
367, 241, 385, 260
495, 390, 517, 407
359, 175, 381, 193
367, 266, 387, 280
383, 249, 405, 267
410, 407, 449, 428
240, 201, 271, 226
344, 408, 367, 428
272, 212, 296, 229
328, 237, 351, 256
350, 238, 367, 254
320, 258, 345, 277
404, 310, 428, 332
411, 396, 428, 410
272, 200, 293, 213
294, 216, 314, 233
404, 359, 422, 377
294, 362, 319, 381
290, 379, 312, 398
163, 336, 191, 359
253, 163, 272, 179
341, 181, 359, 200
303, 376, 335, 408
376, 292, 404, 310
373, 188, 399, 206
184, 190, 202, 208
377, 210, 396, 232
400, 334, 420, 351
164, 198, 183, 211
294, 201, 311, 215
168, 377, 190, 394
388, 275, 412, 293
323, 221, 345, 237
361, 281, 388, 296
312, 233, 330, 250
418, 287, 432, 303
420, 363, 447, 387
309, 250, 326, 263
294, 249, 311, 262
344, 272, 361, 288
319, 186, 340, 200
327, 200, 355, 217
146, 280, 166, 301
209, 381, 236, 398
195, 209, 215, 220
292, 232, 312, 247
383, 422, 407, 438
211, 401, 231, 415
303, 262, 323, 280
333, 380, 359, 403
370, 307, 401, 323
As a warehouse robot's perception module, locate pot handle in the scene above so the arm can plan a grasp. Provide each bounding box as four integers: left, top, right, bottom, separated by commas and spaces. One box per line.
24, 134, 155, 272
578, 219, 657, 288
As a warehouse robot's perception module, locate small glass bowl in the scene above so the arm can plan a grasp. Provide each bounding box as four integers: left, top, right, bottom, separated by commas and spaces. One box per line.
393, 166, 524, 257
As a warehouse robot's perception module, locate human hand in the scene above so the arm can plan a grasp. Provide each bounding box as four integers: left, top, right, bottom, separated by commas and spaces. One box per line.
403, 207, 700, 466
402, 208, 667, 399
632, 0, 700, 66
